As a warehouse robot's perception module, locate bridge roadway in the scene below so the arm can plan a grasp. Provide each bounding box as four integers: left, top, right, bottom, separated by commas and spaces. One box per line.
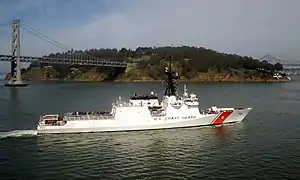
282, 63, 300, 70
282, 63, 300, 75
0, 54, 127, 68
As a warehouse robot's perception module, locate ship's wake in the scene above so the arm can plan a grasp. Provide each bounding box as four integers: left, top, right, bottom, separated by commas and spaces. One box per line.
0, 130, 37, 139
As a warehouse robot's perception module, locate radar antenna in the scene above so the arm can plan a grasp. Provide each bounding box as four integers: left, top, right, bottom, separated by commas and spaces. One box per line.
164, 56, 179, 96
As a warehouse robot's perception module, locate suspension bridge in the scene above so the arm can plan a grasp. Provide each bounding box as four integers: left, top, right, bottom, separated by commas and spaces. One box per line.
259, 54, 300, 76
0, 19, 127, 86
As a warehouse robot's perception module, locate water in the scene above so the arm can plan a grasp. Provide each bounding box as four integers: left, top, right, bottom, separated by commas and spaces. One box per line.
0, 79, 299, 179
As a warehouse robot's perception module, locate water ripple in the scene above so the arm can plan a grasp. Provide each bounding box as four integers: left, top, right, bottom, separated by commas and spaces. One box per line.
0, 121, 298, 180
1, 80, 300, 179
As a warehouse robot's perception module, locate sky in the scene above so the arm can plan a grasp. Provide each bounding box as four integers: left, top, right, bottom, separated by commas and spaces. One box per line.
0, 0, 300, 72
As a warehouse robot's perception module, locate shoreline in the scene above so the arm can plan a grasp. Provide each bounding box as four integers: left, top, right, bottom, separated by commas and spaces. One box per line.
15, 78, 291, 84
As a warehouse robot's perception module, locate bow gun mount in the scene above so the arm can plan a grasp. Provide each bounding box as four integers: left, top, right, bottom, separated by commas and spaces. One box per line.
164, 56, 180, 96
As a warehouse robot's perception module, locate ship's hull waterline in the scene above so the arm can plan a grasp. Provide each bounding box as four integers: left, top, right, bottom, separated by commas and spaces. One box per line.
37, 108, 251, 134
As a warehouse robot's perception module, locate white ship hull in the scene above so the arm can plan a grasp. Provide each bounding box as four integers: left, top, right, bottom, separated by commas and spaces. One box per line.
37, 107, 251, 134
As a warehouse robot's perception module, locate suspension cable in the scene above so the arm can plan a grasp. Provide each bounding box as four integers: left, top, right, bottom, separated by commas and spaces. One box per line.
20, 22, 114, 62
21, 23, 70, 50
21, 25, 68, 51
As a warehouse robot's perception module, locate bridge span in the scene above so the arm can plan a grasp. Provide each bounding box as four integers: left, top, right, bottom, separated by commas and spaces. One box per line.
282, 64, 300, 76
259, 55, 300, 76
0, 55, 126, 67
0, 19, 127, 86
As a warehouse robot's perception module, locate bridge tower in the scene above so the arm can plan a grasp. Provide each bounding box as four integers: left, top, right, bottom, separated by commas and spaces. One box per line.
5, 19, 27, 87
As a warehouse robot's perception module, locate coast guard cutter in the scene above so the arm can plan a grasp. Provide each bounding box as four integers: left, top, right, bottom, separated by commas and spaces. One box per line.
37, 58, 252, 134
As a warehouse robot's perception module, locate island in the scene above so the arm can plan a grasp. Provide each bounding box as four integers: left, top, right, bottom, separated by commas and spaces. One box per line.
6, 46, 290, 83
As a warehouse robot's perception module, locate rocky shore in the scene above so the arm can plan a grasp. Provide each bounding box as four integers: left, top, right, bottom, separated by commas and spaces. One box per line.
5, 67, 291, 83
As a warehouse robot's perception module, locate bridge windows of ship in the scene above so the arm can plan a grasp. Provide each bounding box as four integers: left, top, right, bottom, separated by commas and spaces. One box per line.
129, 93, 158, 100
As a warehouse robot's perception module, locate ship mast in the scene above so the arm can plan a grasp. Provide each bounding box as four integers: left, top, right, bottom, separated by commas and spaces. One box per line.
164, 56, 178, 96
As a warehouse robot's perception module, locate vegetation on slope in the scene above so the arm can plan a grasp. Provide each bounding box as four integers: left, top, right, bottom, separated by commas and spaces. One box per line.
19, 46, 286, 82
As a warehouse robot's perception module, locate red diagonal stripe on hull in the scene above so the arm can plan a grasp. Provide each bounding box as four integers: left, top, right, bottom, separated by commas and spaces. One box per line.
212, 111, 232, 125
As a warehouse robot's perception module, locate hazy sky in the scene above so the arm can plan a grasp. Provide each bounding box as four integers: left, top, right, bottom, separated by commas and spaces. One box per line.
0, 0, 300, 72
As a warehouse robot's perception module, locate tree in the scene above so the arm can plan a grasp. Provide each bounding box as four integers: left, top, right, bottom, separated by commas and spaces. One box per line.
274, 62, 283, 71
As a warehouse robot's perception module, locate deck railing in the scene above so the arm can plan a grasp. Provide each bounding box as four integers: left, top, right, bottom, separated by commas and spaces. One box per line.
64, 115, 115, 121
